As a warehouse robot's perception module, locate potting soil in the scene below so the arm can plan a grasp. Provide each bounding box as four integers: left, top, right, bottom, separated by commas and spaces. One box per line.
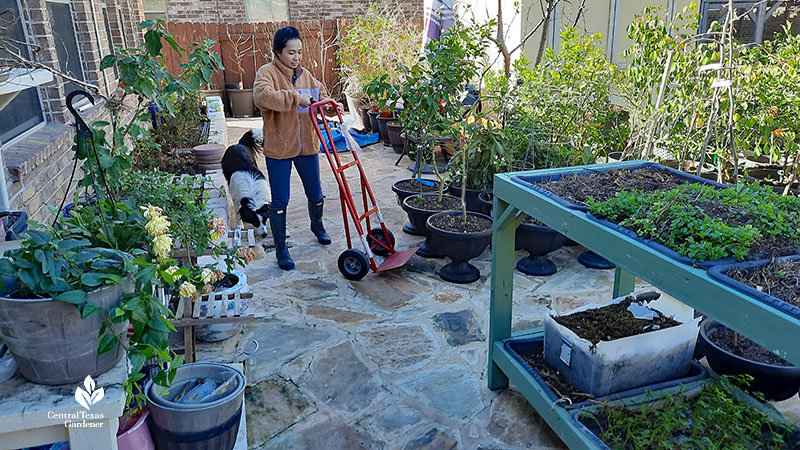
395, 179, 441, 193
429, 214, 492, 233
552, 296, 681, 345
727, 260, 800, 310
410, 196, 461, 211
520, 350, 592, 403
708, 327, 792, 367
534, 168, 689, 207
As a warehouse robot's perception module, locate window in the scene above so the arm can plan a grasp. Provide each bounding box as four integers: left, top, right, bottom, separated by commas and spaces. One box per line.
142, 0, 166, 22
700, 1, 800, 44
46, 0, 85, 97
0, 0, 45, 144
246, 0, 288, 22
101, 6, 118, 78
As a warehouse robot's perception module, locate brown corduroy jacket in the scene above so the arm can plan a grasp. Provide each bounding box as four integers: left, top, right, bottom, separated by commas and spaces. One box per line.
252, 61, 329, 160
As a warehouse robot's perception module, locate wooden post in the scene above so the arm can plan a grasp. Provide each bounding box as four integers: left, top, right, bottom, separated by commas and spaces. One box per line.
488, 195, 518, 390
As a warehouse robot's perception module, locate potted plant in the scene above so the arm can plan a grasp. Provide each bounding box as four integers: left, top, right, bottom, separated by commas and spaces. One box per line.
697, 319, 800, 401
0, 225, 136, 385
225, 25, 255, 117
391, 178, 446, 235
403, 193, 461, 258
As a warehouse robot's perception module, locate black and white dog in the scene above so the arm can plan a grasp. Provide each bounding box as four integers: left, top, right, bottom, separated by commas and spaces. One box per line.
222, 129, 271, 237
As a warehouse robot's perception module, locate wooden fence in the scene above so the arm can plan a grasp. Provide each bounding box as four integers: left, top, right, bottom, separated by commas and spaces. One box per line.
164, 20, 347, 98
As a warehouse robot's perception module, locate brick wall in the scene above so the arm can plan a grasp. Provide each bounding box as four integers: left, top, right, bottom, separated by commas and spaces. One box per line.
164, 0, 422, 22
288, 0, 422, 20
6, 0, 145, 223
166, 0, 247, 23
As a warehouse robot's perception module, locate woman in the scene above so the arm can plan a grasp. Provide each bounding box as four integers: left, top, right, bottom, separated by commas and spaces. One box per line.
253, 26, 337, 270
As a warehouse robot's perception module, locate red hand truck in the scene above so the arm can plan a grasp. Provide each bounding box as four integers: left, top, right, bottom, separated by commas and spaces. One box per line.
309, 100, 418, 280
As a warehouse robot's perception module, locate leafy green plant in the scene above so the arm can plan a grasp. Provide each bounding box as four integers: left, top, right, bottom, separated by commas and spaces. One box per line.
583, 376, 795, 449
588, 182, 800, 261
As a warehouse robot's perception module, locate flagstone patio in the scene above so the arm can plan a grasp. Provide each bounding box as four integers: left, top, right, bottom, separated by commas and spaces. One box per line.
190, 118, 800, 449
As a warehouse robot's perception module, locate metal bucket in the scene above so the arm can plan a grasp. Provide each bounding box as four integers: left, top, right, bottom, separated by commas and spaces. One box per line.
146, 362, 245, 450
0, 282, 130, 385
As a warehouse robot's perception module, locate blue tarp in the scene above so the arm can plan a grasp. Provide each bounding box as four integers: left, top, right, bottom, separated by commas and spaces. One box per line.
319, 124, 379, 153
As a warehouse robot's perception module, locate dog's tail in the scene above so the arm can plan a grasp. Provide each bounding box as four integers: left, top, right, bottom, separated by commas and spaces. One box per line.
238, 129, 264, 155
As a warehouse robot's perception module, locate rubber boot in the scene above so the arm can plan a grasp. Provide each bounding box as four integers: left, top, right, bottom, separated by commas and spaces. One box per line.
308, 200, 331, 245
269, 208, 295, 270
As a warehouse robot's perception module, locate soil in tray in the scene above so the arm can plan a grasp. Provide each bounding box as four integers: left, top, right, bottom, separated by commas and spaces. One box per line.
553, 296, 681, 345
520, 350, 592, 403
408, 195, 461, 211
727, 260, 800, 309
708, 326, 792, 367
534, 168, 689, 207
395, 179, 441, 193
429, 214, 491, 233
578, 378, 800, 450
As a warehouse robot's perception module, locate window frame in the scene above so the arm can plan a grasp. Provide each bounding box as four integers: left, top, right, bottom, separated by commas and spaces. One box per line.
45, 0, 90, 108
0, 0, 46, 146
699, 0, 788, 44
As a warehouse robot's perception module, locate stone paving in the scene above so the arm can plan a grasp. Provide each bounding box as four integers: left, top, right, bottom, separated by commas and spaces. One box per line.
196, 118, 800, 449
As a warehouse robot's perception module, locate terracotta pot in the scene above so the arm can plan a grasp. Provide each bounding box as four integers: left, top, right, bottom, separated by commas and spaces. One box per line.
192, 144, 225, 165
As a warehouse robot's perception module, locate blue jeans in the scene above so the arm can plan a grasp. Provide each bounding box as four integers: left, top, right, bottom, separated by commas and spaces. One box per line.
265, 154, 324, 210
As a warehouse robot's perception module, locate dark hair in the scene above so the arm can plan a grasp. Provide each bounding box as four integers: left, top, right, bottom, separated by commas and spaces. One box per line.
273, 27, 301, 54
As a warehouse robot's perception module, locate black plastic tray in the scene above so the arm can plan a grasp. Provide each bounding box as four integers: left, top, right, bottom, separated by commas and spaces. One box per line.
510, 161, 728, 212
708, 255, 800, 321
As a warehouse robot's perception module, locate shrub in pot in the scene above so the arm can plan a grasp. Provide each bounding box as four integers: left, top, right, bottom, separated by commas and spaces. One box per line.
427, 211, 492, 283
697, 319, 800, 401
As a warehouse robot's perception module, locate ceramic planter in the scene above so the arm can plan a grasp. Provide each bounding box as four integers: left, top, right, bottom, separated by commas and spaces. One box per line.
426, 211, 492, 284
515, 223, 567, 276
192, 143, 225, 171
118, 411, 155, 450
195, 270, 249, 343
0, 281, 131, 385
697, 319, 800, 401
226, 88, 254, 117
402, 193, 460, 258
544, 295, 700, 397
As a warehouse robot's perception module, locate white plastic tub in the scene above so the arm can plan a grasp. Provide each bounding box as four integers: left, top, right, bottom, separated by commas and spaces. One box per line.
544, 294, 700, 397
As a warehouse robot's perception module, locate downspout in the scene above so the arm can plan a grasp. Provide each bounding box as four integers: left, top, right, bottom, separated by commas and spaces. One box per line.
88, 0, 112, 96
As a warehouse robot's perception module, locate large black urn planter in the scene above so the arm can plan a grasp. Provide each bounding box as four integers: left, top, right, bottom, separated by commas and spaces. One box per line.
386, 121, 405, 154
392, 180, 446, 236
698, 319, 800, 401
476, 190, 493, 217
578, 250, 615, 269
427, 211, 492, 284
447, 185, 487, 213
402, 193, 460, 258
515, 223, 567, 276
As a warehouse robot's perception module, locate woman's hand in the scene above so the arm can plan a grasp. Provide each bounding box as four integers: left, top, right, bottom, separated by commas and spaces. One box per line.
299, 94, 313, 108
323, 102, 343, 116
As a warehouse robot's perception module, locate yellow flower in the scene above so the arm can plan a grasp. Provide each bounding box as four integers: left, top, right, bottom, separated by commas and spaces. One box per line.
145, 215, 171, 236
141, 204, 163, 220
211, 231, 221, 241
152, 234, 173, 259
165, 266, 179, 275
201, 268, 215, 285
178, 281, 197, 299
696, 117, 705, 127
466, 116, 476, 125
480, 118, 488, 128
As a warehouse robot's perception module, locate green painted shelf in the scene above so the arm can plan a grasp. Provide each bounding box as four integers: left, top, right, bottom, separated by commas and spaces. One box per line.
487, 160, 800, 449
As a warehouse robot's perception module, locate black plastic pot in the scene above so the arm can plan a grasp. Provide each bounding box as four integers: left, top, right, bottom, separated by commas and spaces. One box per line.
2, 211, 27, 241
359, 107, 372, 132
447, 185, 488, 213
392, 179, 445, 236
476, 191, 493, 217
367, 111, 380, 135
698, 319, 800, 401
377, 115, 394, 147
386, 121, 405, 154
426, 211, 492, 283
515, 223, 567, 276
402, 193, 460, 258
577, 250, 615, 270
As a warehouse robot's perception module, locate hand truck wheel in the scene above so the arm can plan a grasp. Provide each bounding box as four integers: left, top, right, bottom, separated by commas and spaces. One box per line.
367, 228, 396, 256
338, 249, 370, 281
